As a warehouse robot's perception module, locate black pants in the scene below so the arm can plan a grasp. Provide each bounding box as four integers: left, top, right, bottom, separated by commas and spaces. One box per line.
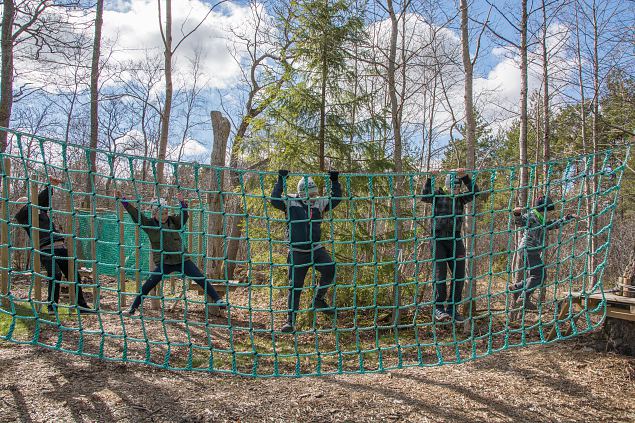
40, 246, 90, 308
287, 247, 335, 321
131, 259, 221, 311
431, 238, 466, 314
512, 250, 544, 299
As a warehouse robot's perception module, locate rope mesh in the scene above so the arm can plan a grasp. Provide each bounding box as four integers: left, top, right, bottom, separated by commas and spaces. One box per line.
0, 127, 630, 377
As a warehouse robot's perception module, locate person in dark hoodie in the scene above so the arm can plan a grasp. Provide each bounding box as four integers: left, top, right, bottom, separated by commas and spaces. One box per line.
115, 190, 226, 316
421, 168, 479, 323
511, 195, 579, 311
270, 170, 342, 333
15, 178, 95, 314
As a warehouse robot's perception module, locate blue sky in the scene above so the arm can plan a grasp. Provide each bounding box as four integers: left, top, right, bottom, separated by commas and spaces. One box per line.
8, 0, 634, 162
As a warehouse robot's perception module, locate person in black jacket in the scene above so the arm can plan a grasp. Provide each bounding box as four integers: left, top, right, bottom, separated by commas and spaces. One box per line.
421, 168, 479, 323
15, 178, 95, 314
115, 190, 225, 316
270, 170, 342, 333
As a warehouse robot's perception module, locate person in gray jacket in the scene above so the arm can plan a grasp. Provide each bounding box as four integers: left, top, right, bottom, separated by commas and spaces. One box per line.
511, 195, 579, 311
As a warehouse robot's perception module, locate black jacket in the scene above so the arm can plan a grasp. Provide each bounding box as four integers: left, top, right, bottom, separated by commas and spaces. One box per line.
15, 187, 66, 248
270, 177, 342, 252
421, 175, 479, 237
122, 200, 189, 266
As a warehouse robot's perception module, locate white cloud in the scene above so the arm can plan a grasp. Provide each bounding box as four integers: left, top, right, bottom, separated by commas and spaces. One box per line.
474, 21, 576, 132
102, 0, 253, 89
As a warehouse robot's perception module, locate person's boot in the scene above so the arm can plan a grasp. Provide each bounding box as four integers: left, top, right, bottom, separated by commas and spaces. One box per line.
122, 305, 137, 317
313, 297, 335, 316
280, 314, 295, 333
523, 296, 538, 311
207, 298, 228, 310
77, 301, 97, 314
434, 307, 450, 322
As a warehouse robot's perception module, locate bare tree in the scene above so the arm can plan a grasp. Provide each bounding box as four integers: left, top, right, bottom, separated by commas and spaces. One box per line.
86, 0, 104, 205
0, 1, 85, 152
385, 0, 404, 325
155, 0, 227, 185
460, 0, 488, 319
222, 0, 291, 279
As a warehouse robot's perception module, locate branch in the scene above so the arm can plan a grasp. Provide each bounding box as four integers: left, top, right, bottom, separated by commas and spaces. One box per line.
472, 5, 493, 67
172, 0, 229, 53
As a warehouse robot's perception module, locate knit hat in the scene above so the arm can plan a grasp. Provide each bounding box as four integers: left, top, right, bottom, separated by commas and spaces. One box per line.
151, 198, 169, 212
297, 176, 318, 196
534, 195, 555, 212
444, 173, 462, 191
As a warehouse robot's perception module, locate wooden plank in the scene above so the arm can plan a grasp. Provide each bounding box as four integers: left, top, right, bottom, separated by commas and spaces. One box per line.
606, 307, 635, 322
150, 238, 160, 310
562, 303, 583, 337
65, 188, 77, 306
547, 300, 570, 342
0, 158, 10, 308
118, 202, 126, 308
134, 225, 141, 292
570, 291, 635, 306
197, 208, 203, 269
30, 182, 42, 311
90, 199, 98, 305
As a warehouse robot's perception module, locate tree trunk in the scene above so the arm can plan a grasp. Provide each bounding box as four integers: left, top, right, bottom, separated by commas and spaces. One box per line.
85, 0, 104, 207
460, 0, 478, 319
156, 0, 173, 186
386, 0, 403, 326
518, 0, 529, 207
513, 0, 530, 292
541, 0, 550, 179
538, 0, 551, 303
573, 2, 594, 292
0, 0, 15, 153
589, 0, 600, 286
207, 111, 230, 280
319, 47, 328, 172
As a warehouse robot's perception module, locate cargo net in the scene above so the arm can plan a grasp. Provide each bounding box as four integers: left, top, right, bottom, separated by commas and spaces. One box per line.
0, 128, 629, 377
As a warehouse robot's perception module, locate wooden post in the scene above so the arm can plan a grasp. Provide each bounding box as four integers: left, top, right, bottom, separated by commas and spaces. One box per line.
197, 207, 204, 269
621, 241, 635, 298
30, 182, 42, 310
207, 111, 230, 281
118, 202, 126, 308
546, 299, 571, 342
90, 200, 98, 304
0, 158, 10, 308
150, 243, 159, 310
134, 225, 141, 293
64, 188, 77, 306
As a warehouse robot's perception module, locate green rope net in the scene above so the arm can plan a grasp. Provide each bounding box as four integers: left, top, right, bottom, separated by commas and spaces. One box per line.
0, 128, 630, 377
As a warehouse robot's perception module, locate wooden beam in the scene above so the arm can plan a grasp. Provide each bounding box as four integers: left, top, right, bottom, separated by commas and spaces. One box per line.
546, 299, 571, 341
0, 158, 10, 308
30, 181, 42, 311
117, 201, 126, 308
65, 188, 77, 306
606, 307, 635, 322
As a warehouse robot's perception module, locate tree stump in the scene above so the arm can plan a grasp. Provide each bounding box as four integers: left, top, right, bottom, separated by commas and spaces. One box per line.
601, 317, 635, 356
621, 239, 635, 297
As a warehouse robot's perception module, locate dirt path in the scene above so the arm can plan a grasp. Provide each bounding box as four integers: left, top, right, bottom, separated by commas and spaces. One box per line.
0, 338, 634, 423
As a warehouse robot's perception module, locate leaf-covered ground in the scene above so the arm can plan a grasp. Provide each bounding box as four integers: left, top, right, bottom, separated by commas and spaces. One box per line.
1, 337, 634, 423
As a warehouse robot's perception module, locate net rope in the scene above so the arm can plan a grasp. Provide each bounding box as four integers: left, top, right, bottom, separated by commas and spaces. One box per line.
0, 127, 630, 377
